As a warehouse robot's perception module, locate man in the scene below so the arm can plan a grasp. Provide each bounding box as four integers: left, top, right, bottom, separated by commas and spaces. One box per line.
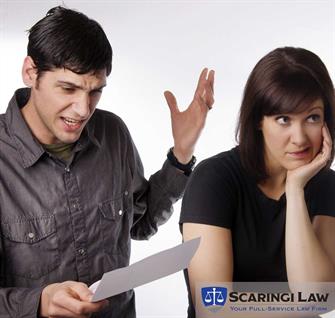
0, 6, 214, 318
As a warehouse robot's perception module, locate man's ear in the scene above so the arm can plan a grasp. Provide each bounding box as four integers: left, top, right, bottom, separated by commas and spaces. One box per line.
22, 56, 38, 87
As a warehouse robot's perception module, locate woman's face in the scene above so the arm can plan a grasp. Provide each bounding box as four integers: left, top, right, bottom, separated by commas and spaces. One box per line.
260, 98, 325, 174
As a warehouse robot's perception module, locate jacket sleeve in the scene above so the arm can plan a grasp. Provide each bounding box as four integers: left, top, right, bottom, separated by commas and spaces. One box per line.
0, 286, 43, 317
0, 231, 44, 317
127, 134, 189, 240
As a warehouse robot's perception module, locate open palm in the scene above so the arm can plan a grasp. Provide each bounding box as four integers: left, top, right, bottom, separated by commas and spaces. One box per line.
164, 68, 215, 163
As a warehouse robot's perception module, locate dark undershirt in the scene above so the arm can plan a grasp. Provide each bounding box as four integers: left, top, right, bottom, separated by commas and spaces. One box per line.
43, 142, 75, 163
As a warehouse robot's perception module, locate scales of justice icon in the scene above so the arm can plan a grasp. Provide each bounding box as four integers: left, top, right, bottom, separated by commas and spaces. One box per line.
204, 287, 225, 306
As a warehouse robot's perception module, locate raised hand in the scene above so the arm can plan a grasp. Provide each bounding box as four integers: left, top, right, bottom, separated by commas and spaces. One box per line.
286, 124, 332, 190
164, 68, 215, 163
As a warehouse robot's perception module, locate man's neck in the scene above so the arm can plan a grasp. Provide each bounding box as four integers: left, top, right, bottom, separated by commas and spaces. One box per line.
21, 97, 54, 144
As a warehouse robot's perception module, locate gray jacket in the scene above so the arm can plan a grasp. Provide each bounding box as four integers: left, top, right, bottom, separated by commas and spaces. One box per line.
0, 88, 188, 317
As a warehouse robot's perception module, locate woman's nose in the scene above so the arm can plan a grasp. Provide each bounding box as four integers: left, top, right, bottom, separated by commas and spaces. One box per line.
290, 124, 308, 146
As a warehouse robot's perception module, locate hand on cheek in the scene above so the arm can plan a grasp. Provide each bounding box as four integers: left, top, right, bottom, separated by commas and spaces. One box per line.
286, 124, 332, 190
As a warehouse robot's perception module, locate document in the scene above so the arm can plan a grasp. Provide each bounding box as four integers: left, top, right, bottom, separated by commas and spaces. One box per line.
89, 237, 200, 302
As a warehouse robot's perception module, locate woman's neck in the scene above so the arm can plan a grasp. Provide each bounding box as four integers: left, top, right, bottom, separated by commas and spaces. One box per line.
258, 170, 287, 201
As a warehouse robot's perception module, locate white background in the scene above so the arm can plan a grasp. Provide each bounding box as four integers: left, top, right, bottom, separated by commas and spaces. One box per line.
0, 1, 334, 317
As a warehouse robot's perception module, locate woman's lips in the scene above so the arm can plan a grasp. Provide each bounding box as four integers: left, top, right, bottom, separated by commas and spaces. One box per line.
287, 147, 310, 159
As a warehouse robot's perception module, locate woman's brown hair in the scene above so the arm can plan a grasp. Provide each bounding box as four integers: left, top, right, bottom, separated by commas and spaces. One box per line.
236, 47, 335, 181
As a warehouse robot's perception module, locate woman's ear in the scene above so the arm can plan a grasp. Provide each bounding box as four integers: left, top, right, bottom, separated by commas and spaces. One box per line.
22, 56, 38, 88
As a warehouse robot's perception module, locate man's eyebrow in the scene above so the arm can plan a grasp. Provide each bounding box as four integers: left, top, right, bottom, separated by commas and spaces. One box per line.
56, 81, 82, 89
94, 83, 107, 90
56, 81, 107, 90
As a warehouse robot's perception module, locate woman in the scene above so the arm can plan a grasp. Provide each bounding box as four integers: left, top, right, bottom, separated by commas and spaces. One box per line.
180, 47, 335, 317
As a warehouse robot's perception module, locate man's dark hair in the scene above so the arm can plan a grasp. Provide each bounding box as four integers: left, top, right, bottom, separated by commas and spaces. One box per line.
236, 47, 335, 181
27, 6, 112, 77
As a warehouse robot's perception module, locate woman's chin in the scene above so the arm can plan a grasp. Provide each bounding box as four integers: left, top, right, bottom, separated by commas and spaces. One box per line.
285, 159, 313, 171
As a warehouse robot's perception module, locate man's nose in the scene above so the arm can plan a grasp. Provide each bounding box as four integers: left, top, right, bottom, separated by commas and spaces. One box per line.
72, 94, 90, 118
290, 124, 308, 146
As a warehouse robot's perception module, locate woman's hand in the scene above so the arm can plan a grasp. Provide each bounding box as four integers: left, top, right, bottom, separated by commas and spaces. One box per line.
285, 125, 335, 283
286, 124, 332, 190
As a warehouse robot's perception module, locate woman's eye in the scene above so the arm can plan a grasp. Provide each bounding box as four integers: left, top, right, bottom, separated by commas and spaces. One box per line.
275, 116, 290, 125
307, 114, 321, 123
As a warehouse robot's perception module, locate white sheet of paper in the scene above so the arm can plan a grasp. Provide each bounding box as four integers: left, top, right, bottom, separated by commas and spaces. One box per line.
89, 237, 200, 302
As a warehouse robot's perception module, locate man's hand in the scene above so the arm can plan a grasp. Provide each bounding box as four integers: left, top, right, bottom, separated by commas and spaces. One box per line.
286, 124, 332, 191
164, 68, 215, 163
40, 281, 108, 318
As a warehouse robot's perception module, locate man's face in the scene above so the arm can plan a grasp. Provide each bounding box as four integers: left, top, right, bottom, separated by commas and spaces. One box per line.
260, 98, 324, 173
26, 68, 106, 144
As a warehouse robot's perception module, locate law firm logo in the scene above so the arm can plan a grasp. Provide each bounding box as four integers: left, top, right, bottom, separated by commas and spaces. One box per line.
201, 287, 228, 313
